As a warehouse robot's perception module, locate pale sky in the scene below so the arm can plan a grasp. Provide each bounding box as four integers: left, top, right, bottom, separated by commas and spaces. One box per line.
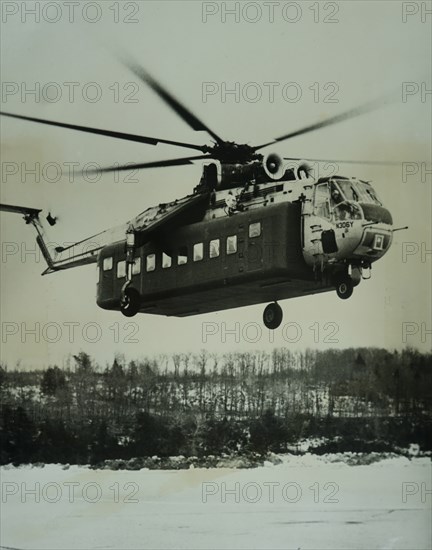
0, 1, 431, 368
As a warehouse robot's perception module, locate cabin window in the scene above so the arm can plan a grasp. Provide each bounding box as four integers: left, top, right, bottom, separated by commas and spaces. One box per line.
226, 235, 237, 255
162, 252, 172, 269
117, 260, 126, 279
103, 257, 113, 271
132, 257, 141, 275
178, 246, 188, 265
209, 239, 220, 258
249, 222, 261, 238
146, 254, 156, 272
193, 243, 204, 261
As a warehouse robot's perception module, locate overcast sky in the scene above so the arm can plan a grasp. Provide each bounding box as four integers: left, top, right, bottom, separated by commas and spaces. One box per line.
0, 1, 431, 368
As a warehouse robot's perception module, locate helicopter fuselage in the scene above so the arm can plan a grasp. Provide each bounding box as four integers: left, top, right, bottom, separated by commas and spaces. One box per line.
96, 170, 393, 319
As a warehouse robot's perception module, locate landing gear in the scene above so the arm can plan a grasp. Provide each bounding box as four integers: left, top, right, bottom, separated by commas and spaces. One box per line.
120, 225, 141, 317
263, 302, 283, 329
335, 275, 354, 300
120, 285, 141, 317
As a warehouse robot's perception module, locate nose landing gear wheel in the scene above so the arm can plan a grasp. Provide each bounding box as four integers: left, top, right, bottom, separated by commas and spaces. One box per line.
263, 302, 283, 330
335, 276, 354, 300
120, 286, 141, 317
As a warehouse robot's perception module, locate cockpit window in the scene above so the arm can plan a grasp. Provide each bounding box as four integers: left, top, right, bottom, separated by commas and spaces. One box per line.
336, 181, 359, 202
336, 180, 382, 206
314, 179, 381, 221
363, 184, 382, 205
330, 182, 344, 207
333, 202, 363, 221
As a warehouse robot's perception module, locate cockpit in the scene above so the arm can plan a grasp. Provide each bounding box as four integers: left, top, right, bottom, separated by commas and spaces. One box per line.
313, 177, 392, 225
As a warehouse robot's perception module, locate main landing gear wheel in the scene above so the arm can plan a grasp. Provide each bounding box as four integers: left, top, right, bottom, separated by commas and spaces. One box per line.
335, 275, 354, 300
120, 286, 141, 317
263, 302, 283, 330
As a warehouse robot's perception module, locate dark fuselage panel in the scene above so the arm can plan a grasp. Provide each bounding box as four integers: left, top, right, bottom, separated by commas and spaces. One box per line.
97, 202, 333, 317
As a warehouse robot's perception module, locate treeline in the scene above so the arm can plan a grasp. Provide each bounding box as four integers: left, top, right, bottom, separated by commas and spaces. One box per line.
0, 347, 431, 465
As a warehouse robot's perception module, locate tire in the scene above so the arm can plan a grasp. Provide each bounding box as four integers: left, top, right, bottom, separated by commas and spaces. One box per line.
335, 276, 354, 300
263, 302, 283, 330
120, 287, 141, 317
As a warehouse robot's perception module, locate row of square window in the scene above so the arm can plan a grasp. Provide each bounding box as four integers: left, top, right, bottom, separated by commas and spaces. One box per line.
102, 222, 262, 277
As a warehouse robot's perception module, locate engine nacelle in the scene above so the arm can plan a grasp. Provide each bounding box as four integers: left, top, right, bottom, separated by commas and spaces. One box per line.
296, 161, 313, 180
282, 159, 313, 180
263, 153, 285, 180
198, 155, 310, 192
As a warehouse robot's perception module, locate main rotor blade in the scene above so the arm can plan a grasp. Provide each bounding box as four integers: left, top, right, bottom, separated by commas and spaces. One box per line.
121, 57, 224, 144
255, 95, 394, 150
0, 111, 207, 152
88, 154, 212, 175
284, 157, 403, 166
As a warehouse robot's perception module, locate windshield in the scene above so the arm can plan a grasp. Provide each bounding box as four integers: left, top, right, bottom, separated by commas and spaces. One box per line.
313, 179, 389, 224
333, 201, 363, 221
336, 180, 382, 205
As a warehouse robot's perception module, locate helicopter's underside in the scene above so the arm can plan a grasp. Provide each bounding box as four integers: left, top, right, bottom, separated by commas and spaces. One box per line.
99, 274, 334, 317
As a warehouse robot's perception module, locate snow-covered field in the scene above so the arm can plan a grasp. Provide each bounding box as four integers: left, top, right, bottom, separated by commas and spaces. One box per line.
1, 455, 431, 550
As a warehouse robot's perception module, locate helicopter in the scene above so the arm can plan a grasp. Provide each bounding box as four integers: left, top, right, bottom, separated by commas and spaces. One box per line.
0, 59, 407, 329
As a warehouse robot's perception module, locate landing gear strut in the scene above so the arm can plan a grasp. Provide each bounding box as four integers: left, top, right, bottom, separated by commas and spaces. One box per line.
263, 302, 283, 330
335, 274, 354, 300
119, 224, 141, 317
